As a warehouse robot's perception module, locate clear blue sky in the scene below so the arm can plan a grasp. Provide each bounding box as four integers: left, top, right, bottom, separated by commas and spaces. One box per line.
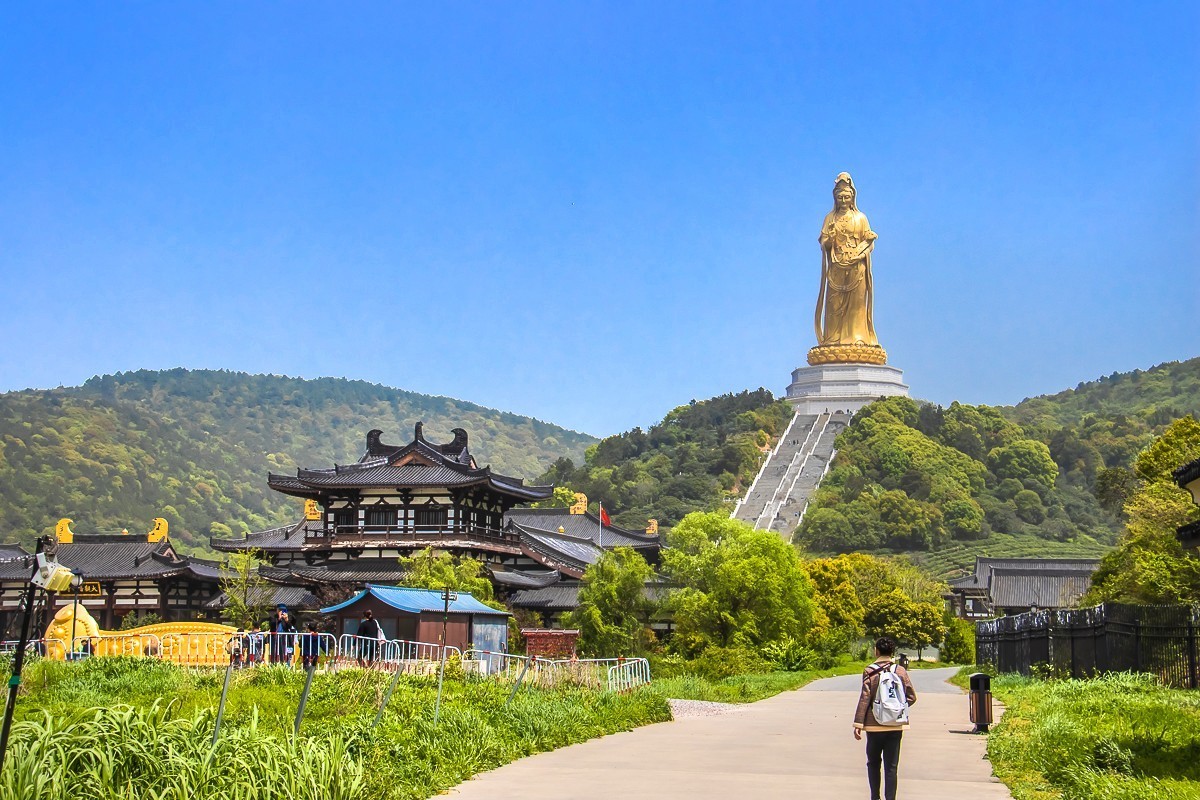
2, 2, 1196, 436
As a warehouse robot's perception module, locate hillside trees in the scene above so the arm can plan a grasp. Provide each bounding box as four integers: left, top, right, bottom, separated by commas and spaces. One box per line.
539, 391, 793, 530
0, 370, 594, 552
1085, 416, 1200, 604
565, 547, 657, 656
797, 396, 1123, 557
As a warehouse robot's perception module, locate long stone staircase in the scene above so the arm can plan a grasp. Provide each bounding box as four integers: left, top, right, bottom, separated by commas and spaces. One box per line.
732, 411, 850, 537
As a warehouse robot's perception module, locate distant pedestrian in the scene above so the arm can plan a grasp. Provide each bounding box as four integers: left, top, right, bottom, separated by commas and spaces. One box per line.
300, 622, 326, 669
247, 623, 264, 666
854, 636, 917, 800
227, 629, 246, 668
269, 607, 297, 664
356, 610, 381, 666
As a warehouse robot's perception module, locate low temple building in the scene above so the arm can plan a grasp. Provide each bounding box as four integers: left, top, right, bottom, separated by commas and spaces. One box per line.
0, 519, 229, 636
212, 424, 663, 622
945, 556, 1100, 619
1174, 457, 1200, 552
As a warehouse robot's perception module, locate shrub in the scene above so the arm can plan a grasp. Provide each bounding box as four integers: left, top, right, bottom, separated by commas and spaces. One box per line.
940, 618, 975, 664
688, 646, 769, 679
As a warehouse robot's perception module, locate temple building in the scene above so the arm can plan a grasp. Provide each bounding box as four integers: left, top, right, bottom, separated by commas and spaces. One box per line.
0, 519, 231, 636
212, 424, 662, 621
944, 557, 1100, 619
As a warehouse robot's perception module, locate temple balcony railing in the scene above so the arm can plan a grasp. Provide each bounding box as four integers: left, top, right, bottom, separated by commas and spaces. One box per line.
305, 524, 519, 547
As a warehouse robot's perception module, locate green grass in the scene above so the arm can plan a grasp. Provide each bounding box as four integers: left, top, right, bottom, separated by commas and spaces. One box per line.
651, 661, 865, 704
963, 669, 1200, 800
3, 657, 671, 800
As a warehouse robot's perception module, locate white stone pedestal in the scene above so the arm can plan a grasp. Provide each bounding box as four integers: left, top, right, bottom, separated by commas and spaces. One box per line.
785, 363, 909, 416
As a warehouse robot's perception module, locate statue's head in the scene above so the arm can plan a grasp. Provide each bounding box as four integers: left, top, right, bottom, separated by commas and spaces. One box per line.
833, 172, 856, 210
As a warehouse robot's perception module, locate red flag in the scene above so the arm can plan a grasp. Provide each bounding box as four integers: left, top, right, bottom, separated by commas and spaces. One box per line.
600, 506, 611, 526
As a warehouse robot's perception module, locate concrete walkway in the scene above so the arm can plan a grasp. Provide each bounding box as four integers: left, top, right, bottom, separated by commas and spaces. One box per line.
446, 667, 1011, 799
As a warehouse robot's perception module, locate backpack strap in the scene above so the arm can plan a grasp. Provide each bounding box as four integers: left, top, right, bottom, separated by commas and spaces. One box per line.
863, 662, 890, 683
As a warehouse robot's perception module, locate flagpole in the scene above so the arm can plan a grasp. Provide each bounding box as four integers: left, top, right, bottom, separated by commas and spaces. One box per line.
598, 501, 603, 548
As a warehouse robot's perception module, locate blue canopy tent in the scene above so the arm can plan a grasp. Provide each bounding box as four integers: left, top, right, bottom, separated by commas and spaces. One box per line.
321, 584, 510, 653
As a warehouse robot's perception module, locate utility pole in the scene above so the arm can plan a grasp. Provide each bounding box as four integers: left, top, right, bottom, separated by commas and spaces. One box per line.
433, 587, 457, 725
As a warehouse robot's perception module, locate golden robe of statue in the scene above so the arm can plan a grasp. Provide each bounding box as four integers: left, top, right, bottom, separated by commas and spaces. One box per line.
809, 172, 887, 365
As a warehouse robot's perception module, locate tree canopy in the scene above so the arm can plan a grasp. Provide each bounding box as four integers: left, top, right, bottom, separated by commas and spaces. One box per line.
1085, 416, 1200, 604
661, 512, 819, 657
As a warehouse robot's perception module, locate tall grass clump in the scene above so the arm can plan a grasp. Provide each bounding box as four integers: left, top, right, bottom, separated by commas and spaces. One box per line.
0, 701, 364, 800
1, 657, 671, 800
986, 671, 1200, 800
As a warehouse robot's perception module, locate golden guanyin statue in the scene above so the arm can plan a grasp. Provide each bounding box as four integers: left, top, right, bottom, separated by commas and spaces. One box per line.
809, 172, 888, 366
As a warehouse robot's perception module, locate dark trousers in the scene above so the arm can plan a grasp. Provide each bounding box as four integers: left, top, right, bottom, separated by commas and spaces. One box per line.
865, 730, 903, 800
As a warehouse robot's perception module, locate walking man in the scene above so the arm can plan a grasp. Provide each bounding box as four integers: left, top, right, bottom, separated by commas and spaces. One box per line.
853, 636, 917, 800
356, 609, 381, 667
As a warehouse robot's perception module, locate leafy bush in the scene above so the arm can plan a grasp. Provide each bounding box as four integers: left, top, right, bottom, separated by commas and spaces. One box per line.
687, 646, 769, 679
940, 618, 975, 664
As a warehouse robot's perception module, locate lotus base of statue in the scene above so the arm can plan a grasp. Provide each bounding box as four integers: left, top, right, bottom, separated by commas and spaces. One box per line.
806, 343, 888, 366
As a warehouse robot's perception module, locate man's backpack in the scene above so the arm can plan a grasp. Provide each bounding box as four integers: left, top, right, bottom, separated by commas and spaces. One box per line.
871, 663, 910, 726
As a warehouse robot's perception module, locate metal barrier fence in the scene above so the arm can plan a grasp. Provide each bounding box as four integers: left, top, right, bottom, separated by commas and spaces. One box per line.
1, 634, 651, 692
975, 602, 1200, 689
607, 658, 652, 692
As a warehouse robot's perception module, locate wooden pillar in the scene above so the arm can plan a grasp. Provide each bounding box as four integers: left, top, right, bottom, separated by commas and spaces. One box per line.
103, 583, 116, 629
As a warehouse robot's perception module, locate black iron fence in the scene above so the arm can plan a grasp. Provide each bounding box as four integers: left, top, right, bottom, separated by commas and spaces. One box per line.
975, 602, 1200, 689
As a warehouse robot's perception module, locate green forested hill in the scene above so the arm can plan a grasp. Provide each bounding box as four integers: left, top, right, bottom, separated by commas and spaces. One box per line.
795, 358, 1200, 575
0, 370, 595, 551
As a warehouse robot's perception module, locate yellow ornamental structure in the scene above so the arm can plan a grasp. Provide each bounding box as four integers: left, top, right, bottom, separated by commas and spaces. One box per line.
44, 603, 237, 665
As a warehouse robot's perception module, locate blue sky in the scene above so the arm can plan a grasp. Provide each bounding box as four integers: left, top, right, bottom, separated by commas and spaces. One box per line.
1, 2, 1196, 436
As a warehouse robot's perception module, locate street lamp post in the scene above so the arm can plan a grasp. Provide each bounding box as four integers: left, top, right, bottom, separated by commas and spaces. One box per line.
433, 587, 457, 725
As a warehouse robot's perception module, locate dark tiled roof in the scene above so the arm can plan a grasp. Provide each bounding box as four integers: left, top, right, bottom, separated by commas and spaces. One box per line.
204, 585, 321, 611
952, 557, 1099, 590
0, 538, 189, 581
509, 584, 582, 610
989, 568, 1094, 609
506, 508, 660, 550
211, 520, 320, 553
266, 424, 551, 502
185, 558, 234, 582
489, 567, 562, 589
273, 558, 411, 585
0, 544, 29, 561
519, 528, 605, 577
1173, 457, 1200, 488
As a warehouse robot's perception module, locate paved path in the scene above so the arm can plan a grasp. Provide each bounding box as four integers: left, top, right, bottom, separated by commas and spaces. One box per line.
446, 667, 1011, 799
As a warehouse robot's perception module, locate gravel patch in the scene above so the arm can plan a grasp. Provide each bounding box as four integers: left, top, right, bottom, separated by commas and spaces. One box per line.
668, 699, 744, 719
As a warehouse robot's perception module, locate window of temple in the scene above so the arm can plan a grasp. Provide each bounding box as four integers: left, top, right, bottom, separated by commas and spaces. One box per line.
415, 506, 448, 530
334, 508, 357, 532
365, 506, 397, 529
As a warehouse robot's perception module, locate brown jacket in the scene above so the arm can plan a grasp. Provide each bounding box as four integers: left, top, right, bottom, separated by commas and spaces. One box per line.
854, 658, 917, 732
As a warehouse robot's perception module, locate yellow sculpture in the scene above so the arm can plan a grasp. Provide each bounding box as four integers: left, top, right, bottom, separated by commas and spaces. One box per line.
55, 518, 74, 544
569, 492, 588, 515
44, 603, 237, 665
304, 499, 322, 521
645, 519, 659, 536
810, 172, 888, 366
147, 517, 169, 543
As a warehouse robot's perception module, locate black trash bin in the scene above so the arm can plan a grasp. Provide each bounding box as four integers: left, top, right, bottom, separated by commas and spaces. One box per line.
968, 672, 993, 733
